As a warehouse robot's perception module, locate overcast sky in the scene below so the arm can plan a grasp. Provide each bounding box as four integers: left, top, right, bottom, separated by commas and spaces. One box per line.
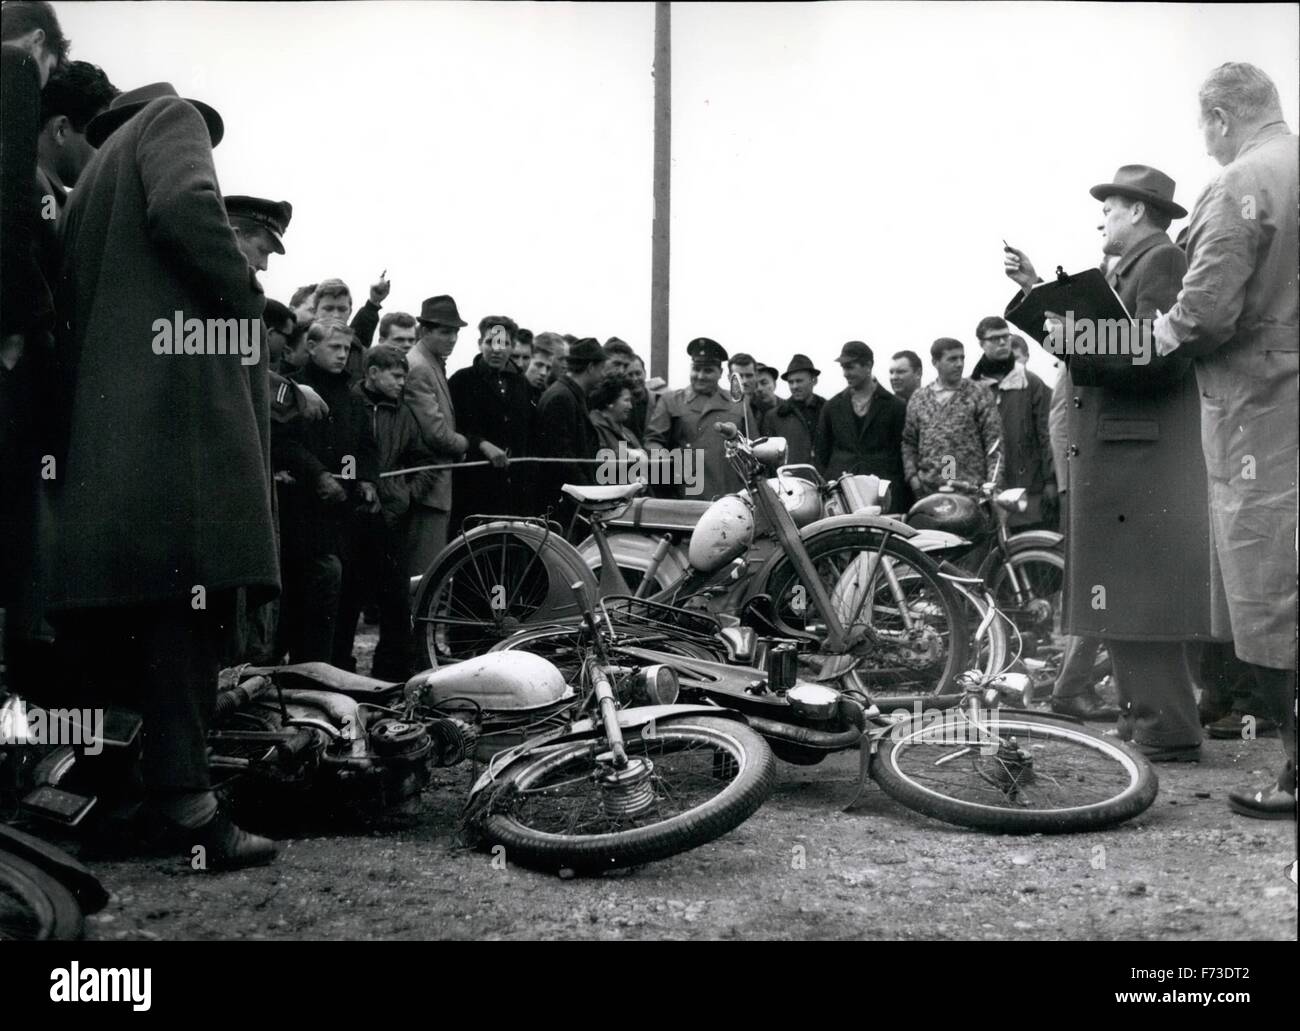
57, 1, 1299, 389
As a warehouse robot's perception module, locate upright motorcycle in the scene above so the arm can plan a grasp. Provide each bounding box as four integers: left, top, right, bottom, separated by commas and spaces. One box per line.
414, 381, 970, 706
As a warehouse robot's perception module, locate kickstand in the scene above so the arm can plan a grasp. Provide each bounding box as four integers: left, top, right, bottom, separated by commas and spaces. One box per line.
843, 740, 874, 811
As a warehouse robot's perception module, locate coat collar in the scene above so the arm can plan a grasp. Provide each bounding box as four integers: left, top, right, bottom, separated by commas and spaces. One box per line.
682, 387, 736, 412
1236, 120, 1292, 161
776, 393, 825, 418
1109, 229, 1173, 283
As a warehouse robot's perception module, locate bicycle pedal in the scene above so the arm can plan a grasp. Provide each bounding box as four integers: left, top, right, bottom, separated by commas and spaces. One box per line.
21, 785, 97, 827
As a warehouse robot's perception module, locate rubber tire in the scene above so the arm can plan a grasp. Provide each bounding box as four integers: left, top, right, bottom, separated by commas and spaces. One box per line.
988, 548, 1064, 640
0, 851, 84, 941
872, 712, 1158, 833
413, 524, 597, 668
479, 715, 775, 873
759, 524, 970, 701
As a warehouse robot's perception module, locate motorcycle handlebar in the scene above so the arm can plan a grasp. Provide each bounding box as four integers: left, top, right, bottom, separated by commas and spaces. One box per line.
714, 421, 740, 440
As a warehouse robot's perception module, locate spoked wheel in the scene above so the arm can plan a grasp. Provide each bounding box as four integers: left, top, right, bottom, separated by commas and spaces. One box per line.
476, 716, 775, 873
0, 852, 83, 941
872, 710, 1157, 833
761, 526, 969, 706
413, 524, 597, 666
988, 549, 1064, 650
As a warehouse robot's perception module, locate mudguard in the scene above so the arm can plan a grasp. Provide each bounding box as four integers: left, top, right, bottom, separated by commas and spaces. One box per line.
465, 703, 743, 799
576, 531, 691, 590
907, 528, 971, 555
411, 519, 598, 649
0, 824, 109, 914
1004, 529, 1064, 553
977, 529, 1064, 581
741, 513, 920, 603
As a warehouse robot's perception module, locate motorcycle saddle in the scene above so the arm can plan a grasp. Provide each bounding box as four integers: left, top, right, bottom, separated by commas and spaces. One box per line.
561, 482, 644, 510
238, 662, 402, 699
608, 496, 713, 533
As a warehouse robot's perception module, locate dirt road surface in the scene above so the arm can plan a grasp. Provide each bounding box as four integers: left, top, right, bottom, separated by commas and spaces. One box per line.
83, 736, 1296, 941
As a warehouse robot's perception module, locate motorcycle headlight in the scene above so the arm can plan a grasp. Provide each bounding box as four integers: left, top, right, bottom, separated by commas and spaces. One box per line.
636, 665, 680, 706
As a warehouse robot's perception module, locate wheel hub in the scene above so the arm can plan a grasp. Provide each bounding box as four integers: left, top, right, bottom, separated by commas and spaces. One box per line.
596, 754, 656, 818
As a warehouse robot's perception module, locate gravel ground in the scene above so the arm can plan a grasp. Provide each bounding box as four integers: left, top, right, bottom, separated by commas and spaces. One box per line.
79, 629, 1296, 940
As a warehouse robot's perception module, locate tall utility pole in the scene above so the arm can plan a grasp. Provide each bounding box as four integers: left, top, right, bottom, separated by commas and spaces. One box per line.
650, 1, 671, 381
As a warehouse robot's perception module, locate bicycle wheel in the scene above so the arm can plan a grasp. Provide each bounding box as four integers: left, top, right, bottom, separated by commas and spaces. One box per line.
413, 523, 597, 666
760, 525, 969, 704
872, 710, 1157, 833
988, 549, 1064, 648
476, 715, 775, 873
0, 851, 83, 941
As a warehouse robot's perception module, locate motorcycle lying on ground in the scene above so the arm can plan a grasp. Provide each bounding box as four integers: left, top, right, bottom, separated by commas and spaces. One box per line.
491, 583, 1159, 833
1, 694, 110, 940
413, 395, 974, 709
902, 441, 1065, 655
2, 642, 775, 884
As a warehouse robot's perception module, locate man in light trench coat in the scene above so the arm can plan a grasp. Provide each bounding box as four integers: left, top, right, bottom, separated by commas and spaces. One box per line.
1154, 62, 1298, 819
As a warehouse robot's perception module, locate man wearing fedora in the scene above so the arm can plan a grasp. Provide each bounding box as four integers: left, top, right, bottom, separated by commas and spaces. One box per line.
1004, 164, 1212, 760
645, 337, 746, 500
1153, 63, 1297, 816
761, 354, 825, 468
403, 295, 469, 576
46, 82, 278, 867
815, 342, 908, 512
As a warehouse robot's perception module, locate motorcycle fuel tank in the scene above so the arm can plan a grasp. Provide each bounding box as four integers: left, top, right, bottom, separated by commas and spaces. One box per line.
688, 494, 756, 573
406, 652, 571, 714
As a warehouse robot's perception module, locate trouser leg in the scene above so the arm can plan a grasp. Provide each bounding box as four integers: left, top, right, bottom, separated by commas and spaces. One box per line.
1108, 638, 1203, 748
1053, 635, 1103, 699
372, 519, 415, 680
332, 519, 376, 672
289, 551, 341, 663
1244, 663, 1296, 792
406, 506, 449, 579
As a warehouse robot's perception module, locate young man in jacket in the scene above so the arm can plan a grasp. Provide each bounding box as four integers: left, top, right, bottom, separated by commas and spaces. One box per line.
333, 345, 430, 679
815, 341, 908, 511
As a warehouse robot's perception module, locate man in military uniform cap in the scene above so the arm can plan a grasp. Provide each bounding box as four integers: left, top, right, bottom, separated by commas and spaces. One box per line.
225, 194, 292, 271
645, 337, 747, 500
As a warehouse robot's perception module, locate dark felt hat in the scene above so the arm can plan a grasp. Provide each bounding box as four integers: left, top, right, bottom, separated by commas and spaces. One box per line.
758, 363, 781, 381
225, 196, 292, 253
417, 295, 467, 327
781, 353, 821, 380
86, 82, 223, 149
1089, 164, 1187, 219
687, 337, 727, 366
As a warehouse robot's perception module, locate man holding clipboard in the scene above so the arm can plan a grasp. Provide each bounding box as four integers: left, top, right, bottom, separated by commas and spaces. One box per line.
1002, 165, 1212, 763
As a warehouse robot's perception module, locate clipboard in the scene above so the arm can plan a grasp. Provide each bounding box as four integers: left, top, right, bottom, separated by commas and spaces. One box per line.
1023, 266, 1132, 323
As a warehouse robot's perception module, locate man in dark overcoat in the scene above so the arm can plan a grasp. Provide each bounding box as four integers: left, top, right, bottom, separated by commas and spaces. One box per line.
448, 315, 533, 532
45, 82, 278, 866
1005, 164, 1212, 760
761, 353, 825, 469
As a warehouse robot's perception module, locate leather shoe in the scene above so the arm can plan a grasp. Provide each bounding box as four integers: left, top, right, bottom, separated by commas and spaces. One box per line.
1134, 741, 1201, 763
1049, 691, 1120, 721
82, 805, 278, 871
1228, 784, 1296, 820
187, 808, 279, 871
1206, 711, 1278, 740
